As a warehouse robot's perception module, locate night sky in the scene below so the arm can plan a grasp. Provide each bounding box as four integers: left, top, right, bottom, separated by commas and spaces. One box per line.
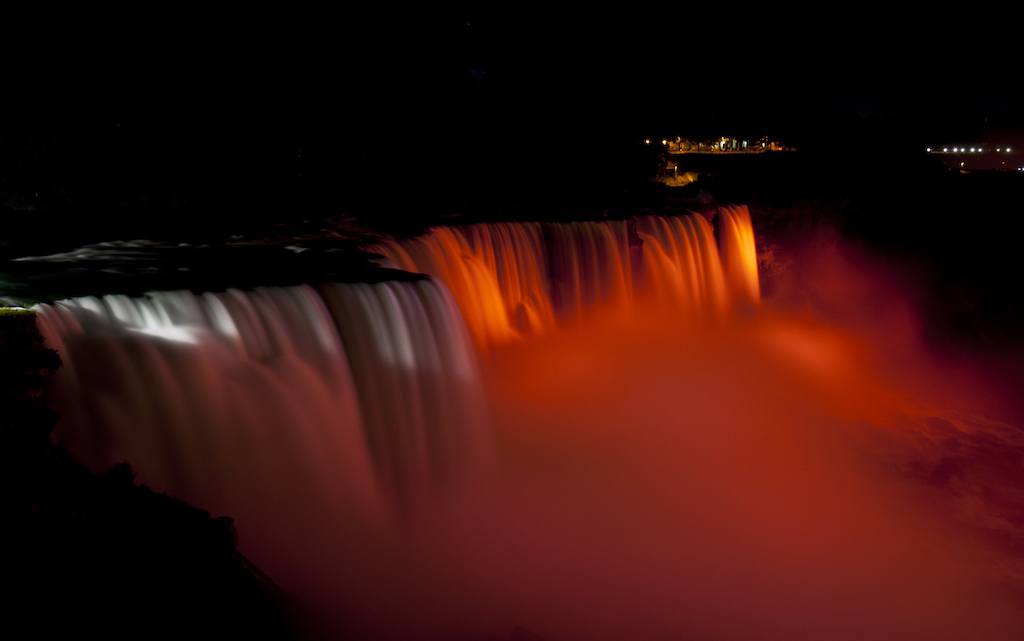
6, 10, 1020, 138
2, 10, 1021, 232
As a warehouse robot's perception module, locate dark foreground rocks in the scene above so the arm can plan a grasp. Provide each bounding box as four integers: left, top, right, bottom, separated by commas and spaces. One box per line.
0, 311, 300, 639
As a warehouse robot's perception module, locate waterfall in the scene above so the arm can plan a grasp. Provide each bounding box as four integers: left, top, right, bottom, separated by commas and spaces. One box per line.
30, 207, 1024, 639
35, 280, 489, 518
35, 207, 757, 519
31, 206, 767, 634
374, 206, 760, 348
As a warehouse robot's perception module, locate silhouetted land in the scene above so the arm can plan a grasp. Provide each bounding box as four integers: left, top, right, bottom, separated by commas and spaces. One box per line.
0, 312, 299, 639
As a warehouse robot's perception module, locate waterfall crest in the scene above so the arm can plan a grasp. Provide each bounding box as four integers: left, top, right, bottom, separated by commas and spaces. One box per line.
374, 206, 760, 348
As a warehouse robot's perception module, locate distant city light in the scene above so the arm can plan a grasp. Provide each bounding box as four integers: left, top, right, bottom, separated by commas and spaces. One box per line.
926, 147, 931, 152
644, 139, 651, 145
1007, 147, 1012, 152
661, 139, 667, 146
943, 147, 948, 152
970, 148, 976, 153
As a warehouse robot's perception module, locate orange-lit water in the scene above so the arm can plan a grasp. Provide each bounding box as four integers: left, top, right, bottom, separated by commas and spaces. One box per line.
374, 206, 760, 348
297, 292, 1024, 640
36, 208, 1024, 639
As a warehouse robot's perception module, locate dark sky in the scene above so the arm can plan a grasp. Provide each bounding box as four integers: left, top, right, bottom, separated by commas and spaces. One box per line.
2, 9, 1021, 230
5, 9, 1021, 141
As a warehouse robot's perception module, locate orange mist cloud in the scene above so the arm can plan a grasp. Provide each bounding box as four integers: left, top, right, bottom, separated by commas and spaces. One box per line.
40, 213, 1024, 640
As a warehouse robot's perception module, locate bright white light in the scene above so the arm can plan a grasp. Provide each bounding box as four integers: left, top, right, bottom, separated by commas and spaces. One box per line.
1007, 147, 1012, 153
926, 147, 931, 152
130, 326, 198, 344
971, 148, 977, 153
644, 139, 651, 145
661, 139, 667, 146
943, 147, 948, 152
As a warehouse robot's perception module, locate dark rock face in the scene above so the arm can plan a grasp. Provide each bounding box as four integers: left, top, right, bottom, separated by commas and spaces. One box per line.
0, 312, 300, 640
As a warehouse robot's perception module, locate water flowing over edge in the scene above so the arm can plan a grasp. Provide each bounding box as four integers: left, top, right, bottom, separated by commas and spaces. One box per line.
35, 280, 491, 519
373, 205, 760, 349
34, 207, 758, 519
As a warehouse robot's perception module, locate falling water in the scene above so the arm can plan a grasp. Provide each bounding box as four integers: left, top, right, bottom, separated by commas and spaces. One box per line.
34, 206, 761, 536
374, 205, 759, 348
36, 208, 760, 519
35, 280, 489, 517
31, 205, 1024, 638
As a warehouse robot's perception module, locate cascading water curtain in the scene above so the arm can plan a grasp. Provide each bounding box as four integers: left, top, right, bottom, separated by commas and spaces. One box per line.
36, 207, 759, 523
36, 280, 491, 520
373, 206, 760, 349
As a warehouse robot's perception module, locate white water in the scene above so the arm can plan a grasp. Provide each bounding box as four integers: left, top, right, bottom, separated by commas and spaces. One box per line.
33, 208, 762, 581
35, 280, 489, 521
35, 208, 1020, 639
